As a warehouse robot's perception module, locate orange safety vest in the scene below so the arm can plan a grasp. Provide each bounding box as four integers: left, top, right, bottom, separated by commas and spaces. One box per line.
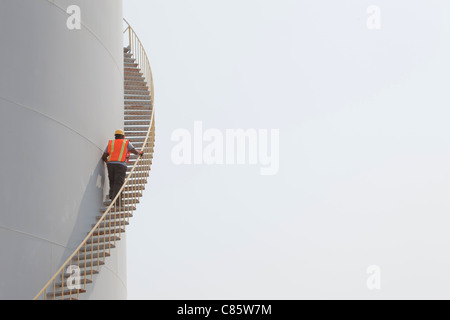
107, 139, 130, 163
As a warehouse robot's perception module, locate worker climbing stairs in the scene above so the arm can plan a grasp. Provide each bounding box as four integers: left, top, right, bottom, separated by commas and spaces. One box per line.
33, 19, 155, 300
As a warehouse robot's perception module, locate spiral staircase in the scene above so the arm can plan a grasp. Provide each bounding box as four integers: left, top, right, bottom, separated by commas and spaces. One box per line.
33, 20, 155, 300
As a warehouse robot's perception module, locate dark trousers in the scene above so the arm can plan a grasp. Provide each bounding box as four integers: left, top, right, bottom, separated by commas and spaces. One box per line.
107, 163, 127, 203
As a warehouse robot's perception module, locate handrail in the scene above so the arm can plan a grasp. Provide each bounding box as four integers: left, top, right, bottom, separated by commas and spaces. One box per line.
123, 18, 154, 103
33, 19, 155, 300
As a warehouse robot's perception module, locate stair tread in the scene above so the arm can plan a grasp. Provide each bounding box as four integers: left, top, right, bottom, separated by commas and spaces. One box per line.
86, 235, 120, 243
97, 214, 134, 220
72, 251, 110, 260
47, 289, 86, 297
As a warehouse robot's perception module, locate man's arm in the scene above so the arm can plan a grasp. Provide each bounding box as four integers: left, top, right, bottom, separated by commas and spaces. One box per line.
130, 148, 144, 156
128, 141, 143, 157
102, 152, 109, 163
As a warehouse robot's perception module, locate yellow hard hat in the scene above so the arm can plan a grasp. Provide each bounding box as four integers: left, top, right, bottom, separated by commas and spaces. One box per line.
115, 129, 125, 136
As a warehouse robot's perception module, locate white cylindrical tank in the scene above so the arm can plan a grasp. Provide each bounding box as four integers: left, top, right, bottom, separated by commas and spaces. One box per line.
0, 0, 126, 299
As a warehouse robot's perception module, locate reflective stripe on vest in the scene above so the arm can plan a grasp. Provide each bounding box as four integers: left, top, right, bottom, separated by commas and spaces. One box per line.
107, 139, 129, 162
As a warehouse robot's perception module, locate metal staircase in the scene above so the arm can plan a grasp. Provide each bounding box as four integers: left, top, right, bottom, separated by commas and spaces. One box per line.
33, 19, 155, 300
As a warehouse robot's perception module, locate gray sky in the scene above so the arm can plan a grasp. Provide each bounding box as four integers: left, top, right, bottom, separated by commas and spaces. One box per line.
124, 0, 450, 299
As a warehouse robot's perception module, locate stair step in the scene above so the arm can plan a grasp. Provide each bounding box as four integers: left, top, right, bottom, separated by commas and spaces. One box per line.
125, 87, 149, 93
110, 189, 142, 196
127, 166, 151, 173
124, 69, 143, 75
124, 111, 152, 117
101, 200, 138, 209
123, 175, 148, 185
92, 228, 125, 236
125, 95, 151, 101
119, 191, 143, 197
123, 99, 152, 107
125, 116, 152, 122
100, 199, 139, 212
86, 235, 120, 244
125, 78, 145, 84
97, 210, 132, 217
125, 92, 150, 98
124, 85, 148, 90
125, 129, 149, 135
118, 185, 142, 192
123, 178, 147, 185
124, 73, 144, 79
47, 289, 86, 298
125, 126, 151, 132
127, 136, 148, 142
125, 120, 151, 126
124, 104, 152, 109
124, 77, 145, 81
55, 278, 92, 289
124, 62, 138, 67
125, 111, 153, 116
96, 220, 130, 228
126, 175, 150, 183
73, 252, 111, 261
124, 83, 148, 89
97, 213, 134, 221
125, 132, 151, 137
101, 205, 136, 212
128, 163, 152, 169
123, 68, 144, 78
85, 243, 116, 251
103, 199, 139, 206
108, 188, 144, 194
124, 78, 146, 84
125, 79, 145, 84
125, 91, 150, 96
124, 63, 139, 68
124, 65, 140, 70
125, 88, 150, 94
125, 75, 145, 81
123, 175, 148, 181
76, 260, 105, 268
96, 221, 130, 228
124, 132, 150, 137
125, 100, 152, 106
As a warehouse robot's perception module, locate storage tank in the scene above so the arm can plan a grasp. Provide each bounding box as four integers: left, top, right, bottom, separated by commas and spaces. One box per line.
0, 0, 126, 299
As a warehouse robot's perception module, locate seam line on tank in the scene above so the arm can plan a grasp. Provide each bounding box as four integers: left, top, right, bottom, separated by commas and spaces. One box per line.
0, 96, 103, 152
0, 225, 68, 248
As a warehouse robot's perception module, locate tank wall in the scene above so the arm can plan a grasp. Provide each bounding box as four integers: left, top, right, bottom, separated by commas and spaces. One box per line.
0, 0, 126, 299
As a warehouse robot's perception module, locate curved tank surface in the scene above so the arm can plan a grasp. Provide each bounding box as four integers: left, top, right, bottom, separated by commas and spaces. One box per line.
0, 0, 126, 299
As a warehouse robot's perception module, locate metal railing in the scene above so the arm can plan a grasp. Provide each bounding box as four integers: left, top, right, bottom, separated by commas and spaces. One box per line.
33, 19, 155, 300
123, 18, 154, 103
